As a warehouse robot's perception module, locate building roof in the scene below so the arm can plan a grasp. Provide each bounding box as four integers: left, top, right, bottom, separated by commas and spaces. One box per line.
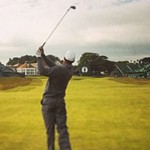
13, 63, 22, 68
31, 63, 37, 68
115, 63, 143, 75
17, 62, 35, 69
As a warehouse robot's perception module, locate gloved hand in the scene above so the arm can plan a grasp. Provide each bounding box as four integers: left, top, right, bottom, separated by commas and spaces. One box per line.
36, 45, 44, 57
36, 49, 42, 57
39, 45, 44, 53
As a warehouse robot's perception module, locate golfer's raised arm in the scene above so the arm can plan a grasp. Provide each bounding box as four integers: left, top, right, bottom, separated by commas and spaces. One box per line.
36, 49, 55, 77
39, 46, 55, 67
41, 53, 56, 67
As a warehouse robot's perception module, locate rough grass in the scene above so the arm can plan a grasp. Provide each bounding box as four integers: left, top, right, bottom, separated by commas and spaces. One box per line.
110, 77, 150, 85
0, 77, 32, 90
0, 76, 149, 150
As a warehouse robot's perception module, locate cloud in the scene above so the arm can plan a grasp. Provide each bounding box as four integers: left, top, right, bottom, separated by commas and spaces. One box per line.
69, 0, 150, 46
0, 0, 150, 64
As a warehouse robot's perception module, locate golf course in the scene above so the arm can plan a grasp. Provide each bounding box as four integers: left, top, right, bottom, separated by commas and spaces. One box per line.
0, 76, 149, 150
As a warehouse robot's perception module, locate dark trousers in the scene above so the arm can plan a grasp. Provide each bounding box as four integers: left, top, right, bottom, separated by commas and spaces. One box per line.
41, 97, 71, 150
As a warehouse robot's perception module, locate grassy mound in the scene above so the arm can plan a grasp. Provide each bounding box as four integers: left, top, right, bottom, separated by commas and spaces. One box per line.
0, 78, 33, 90
110, 77, 150, 85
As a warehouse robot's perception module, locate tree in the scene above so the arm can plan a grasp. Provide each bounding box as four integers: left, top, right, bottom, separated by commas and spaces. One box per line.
78, 52, 115, 75
7, 57, 20, 65
7, 55, 37, 65
140, 57, 150, 64
6, 55, 60, 66
78, 52, 108, 70
47, 55, 60, 63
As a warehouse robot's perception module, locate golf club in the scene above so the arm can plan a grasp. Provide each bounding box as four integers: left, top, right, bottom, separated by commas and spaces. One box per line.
42, 6, 76, 47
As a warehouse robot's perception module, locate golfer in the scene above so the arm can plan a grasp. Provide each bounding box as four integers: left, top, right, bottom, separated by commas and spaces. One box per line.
36, 46, 75, 150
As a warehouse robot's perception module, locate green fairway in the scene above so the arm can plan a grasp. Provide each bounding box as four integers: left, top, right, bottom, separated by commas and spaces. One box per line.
0, 77, 150, 150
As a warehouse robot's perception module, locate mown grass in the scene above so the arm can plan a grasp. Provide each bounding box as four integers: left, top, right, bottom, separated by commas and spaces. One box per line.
0, 76, 149, 150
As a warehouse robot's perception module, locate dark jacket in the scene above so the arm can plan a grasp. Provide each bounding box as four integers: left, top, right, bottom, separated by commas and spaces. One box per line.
37, 53, 73, 98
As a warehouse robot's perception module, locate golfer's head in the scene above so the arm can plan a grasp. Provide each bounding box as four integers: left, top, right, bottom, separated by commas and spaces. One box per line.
64, 51, 75, 64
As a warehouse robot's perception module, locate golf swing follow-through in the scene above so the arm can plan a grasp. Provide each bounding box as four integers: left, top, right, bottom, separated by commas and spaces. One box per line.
42, 6, 76, 48
36, 6, 76, 150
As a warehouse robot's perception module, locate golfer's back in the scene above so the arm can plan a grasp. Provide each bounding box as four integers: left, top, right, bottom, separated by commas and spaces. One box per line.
42, 64, 73, 98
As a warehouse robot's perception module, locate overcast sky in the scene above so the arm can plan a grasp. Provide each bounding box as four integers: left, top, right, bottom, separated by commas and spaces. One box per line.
0, 0, 150, 64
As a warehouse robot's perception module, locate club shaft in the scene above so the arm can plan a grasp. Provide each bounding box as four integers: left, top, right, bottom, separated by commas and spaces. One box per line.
42, 8, 71, 47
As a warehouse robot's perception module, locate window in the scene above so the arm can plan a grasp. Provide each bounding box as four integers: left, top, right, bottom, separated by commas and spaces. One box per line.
26, 68, 35, 75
